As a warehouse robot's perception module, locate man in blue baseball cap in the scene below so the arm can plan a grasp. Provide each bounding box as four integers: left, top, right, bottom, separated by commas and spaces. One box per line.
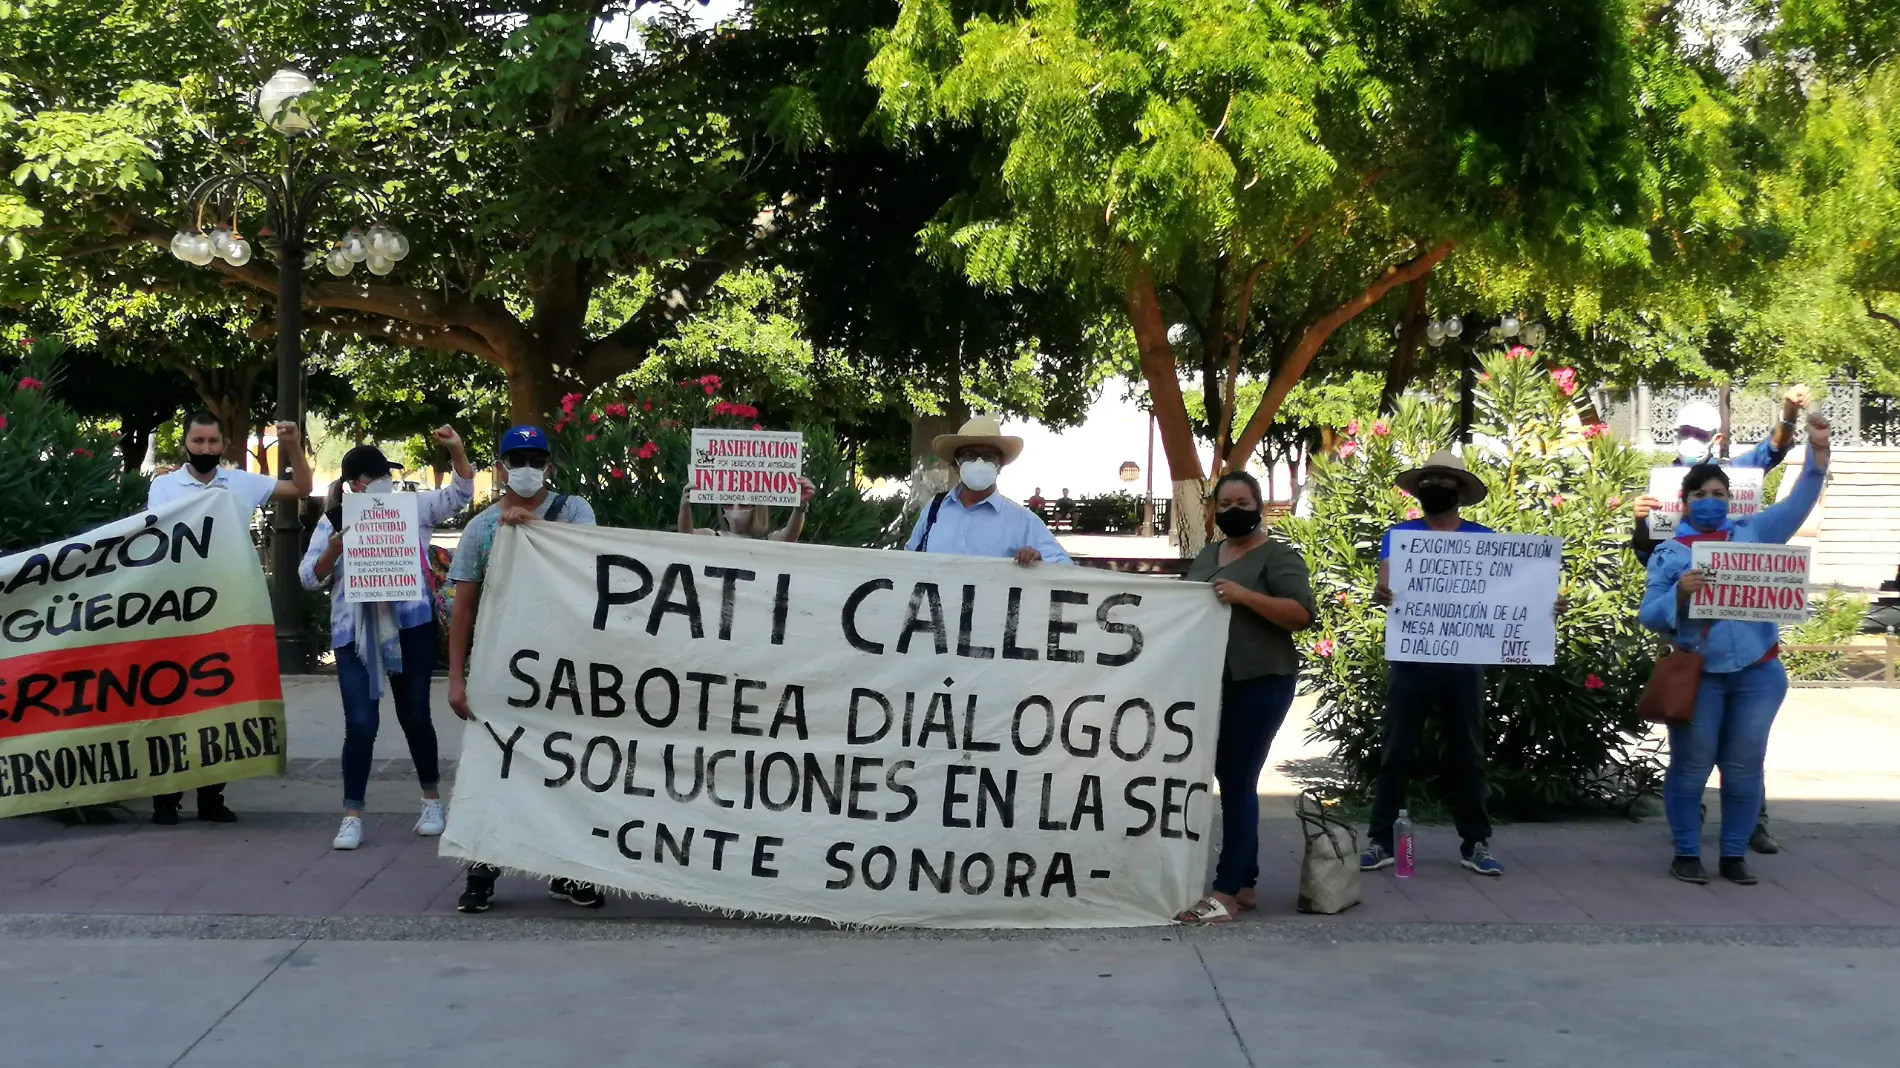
444, 425, 601, 912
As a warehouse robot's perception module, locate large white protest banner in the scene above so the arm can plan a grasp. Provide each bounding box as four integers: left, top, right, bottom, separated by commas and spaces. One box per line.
341, 492, 424, 603
689, 428, 804, 506
1385, 531, 1562, 666
1646, 466, 1765, 538
1688, 542, 1812, 623
442, 525, 1228, 928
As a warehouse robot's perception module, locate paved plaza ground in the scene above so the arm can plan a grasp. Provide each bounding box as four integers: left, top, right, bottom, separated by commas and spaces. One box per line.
5, 680, 1898, 1066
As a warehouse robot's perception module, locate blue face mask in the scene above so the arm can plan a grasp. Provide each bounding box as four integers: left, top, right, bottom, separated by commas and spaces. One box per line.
1687, 497, 1730, 530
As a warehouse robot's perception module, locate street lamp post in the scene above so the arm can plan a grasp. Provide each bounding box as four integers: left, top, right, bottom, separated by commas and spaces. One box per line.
170, 68, 411, 673
1409, 314, 1547, 444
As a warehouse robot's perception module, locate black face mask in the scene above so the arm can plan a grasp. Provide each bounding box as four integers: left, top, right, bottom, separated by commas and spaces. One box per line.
1414, 484, 1460, 517
1215, 507, 1262, 538
185, 451, 221, 474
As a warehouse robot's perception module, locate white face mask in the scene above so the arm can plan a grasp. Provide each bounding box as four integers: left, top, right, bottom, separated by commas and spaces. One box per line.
723, 508, 754, 532
362, 477, 393, 495
505, 466, 546, 497
959, 459, 999, 492
1676, 436, 1710, 464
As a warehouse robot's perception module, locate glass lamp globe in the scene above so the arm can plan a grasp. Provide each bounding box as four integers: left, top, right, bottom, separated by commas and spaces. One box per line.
1500, 314, 1521, 338
325, 248, 353, 276
1426, 322, 1446, 345
1166, 323, 1188, 347
170, 231, 196, 261
1522, 322, 1547, 347
257, 69, 315, 134
365, 252, 394, 276
224, 237, 252, 266
386, 231, 410, 260
341, 229, 369, 263
186, 234, 217, 266
367, 224, 396, 257
209, 229, 233, 257
1443, 316, 1463, 337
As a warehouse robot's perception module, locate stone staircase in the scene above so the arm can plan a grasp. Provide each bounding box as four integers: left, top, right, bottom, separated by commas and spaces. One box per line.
1801, 447, 1900, 591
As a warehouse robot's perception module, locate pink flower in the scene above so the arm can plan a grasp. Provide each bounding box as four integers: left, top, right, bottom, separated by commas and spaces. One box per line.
584, 434, 596, 442
552, 419, 568, 433
1347, 419, 1360, 437
1585, 674, 1604, 691
0, 414, 7, 431
589, 412, 600, 424
1507, 345, 1531, 360
1339, 441, 1359, 459
1478, 372, 1492, 382
610, 467, 626, 480
713, 401, 733, 416
704, 384, 717, 396
1313, 639, 1336, 658
678, 379, 693, 388
1335, 592, 1350, 604
1582, 422, 1608, 440
753, 423, 763, 431
637, 441, 659, 460
1609, 495, 1623, 509
73, 447, 92, 458
559, 391, 584, 414
17, 337, 33, 346
642, 400, 652, 412
699, 373, 722, 389
17, 377, 43, 392
732, 403, 759, 419
604, 402, 627, 417
1551, 494, 1565, 507
1405, 507, 1421, 519
1371, 420, 1390, 437
1550, 367, 1578, 396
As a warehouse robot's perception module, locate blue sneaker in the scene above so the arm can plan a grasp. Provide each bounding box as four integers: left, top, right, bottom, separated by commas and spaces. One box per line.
1360, 841, 1393, 871
1461, 841, 1503, 877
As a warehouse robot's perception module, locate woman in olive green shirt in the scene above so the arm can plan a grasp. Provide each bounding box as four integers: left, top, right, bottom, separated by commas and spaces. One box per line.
1176, 471, 1317, 924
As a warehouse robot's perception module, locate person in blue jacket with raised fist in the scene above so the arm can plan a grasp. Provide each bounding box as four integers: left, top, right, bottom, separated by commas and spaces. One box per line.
1640, 414, 1830, 887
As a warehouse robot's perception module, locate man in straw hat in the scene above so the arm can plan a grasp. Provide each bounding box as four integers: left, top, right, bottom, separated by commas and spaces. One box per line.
905, 415, 1071, 566
1360, 449, 1506, 877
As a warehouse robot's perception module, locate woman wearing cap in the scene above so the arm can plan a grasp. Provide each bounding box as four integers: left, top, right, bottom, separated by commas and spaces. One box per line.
299, 427, 475, 851
1360, 450, 1509, 877
1176, 471, 1316, 924
677, 477, 817, 540
1640, 415, 1831, 886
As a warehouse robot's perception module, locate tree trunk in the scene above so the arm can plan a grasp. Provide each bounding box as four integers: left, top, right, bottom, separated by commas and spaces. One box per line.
1227, 241, 1455, 467
1126, 268, 1209, 556
1380, 273, 1432, 413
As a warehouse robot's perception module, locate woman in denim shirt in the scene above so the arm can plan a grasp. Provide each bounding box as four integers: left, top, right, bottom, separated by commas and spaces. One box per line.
1640, 416, 1831, 886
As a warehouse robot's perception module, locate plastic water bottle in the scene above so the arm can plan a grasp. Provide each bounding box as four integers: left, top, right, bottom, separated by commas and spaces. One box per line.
1394, 810, 1415, 878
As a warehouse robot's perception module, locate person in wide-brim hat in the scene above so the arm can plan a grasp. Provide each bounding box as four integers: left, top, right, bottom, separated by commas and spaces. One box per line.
931, 414, 1025, 466
1395, 449, 1488, 507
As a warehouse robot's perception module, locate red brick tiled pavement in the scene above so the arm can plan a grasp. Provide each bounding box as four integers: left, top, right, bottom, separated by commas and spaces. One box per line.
6, 813, 1898, 927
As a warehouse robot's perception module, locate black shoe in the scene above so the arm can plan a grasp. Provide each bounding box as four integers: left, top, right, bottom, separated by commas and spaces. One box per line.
550, 878, 605, 909
152, 805, 179, 826
1748, 823, 1780, 855
196, 801, 238, 824
457, 872, 497, 913
1719, 857, 1758, 886
1670, 856, 1709, 884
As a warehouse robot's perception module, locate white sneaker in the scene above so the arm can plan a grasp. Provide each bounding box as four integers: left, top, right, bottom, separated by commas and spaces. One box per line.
332, 815, 363, 850
415, 798, 445, 837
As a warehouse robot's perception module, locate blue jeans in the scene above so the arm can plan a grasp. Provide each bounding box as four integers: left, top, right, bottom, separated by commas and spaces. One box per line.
1665, 659, 1787, 858
335, 622, 442, 812
1212, 674, 1298, 896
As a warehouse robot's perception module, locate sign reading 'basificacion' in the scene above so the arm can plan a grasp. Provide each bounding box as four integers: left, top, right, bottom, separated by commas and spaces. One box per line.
689, 429, 804, 507
1384, 530, 1563, 666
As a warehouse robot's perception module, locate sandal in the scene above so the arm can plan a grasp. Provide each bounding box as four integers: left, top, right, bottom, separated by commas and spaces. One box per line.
1176, 895, 1238, 925
1235, 887, 1259, 911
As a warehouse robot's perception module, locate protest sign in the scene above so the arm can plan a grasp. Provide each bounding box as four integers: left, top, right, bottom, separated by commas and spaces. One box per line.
1647, 466, 1765, 538
0, 494, 285, 817
1688, 542, 1812, 623
442, 525, 1227, 928
1385, 531, 1563, 666
689, 428, 804, 507
341, 491, 425, 603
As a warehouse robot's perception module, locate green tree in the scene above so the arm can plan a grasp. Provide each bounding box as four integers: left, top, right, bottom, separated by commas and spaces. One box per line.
871, 0, 1756, 547
0, 337, 147, 555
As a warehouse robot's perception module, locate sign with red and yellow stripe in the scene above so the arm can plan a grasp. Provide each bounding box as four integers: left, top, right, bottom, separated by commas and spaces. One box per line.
0, 493, 285, 816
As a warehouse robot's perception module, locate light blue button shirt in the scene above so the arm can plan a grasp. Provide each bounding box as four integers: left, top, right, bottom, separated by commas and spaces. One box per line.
903, 486, 1073, 564
299, 475, 476, 648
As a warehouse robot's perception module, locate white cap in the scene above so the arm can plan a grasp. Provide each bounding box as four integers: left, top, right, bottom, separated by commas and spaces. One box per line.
1676, 400, 1721, 434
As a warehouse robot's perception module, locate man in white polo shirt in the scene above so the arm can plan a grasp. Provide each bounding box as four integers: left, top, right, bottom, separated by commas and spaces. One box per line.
146, 409, 312, 824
